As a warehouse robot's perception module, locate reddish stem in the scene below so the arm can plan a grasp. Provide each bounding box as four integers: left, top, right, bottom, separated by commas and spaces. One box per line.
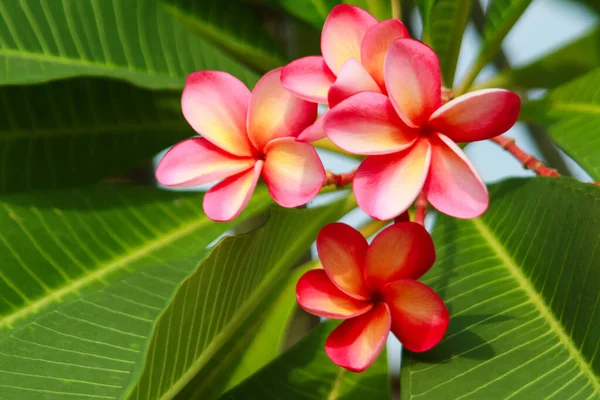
414, 192, 427, 226
324, 170, 356, 187
491, 136, 560, 177
394, 211, 410, 224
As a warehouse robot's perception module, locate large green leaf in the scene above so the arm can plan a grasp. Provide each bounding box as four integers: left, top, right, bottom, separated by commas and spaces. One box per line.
221, 320, 390, 399
125, 197, 354, 399
416, 0, 437, 43
344, 0, 393, 20
522, 68, 600, 180
489, 26, 600, 90
430, 0, 471, 86
0, 185, 270, 399
457, 0, 531, 93
264, 0, 338, 28
402, 177, 600, 399
0, 78, 190, 194
0, 0, 257, 88
162, 0, 287, 72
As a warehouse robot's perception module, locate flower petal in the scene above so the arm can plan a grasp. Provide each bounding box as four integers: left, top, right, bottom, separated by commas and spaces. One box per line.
263, 137, 326, 207
424, 134, 488, 218
156, 138, 255, 187
325, 303, 391, 372
248, 68, 318, 151
382, 280, 449, 352
385, 39, 442, 127
317, 223, 371, 300
324, 92, 418, 155
321, 4, 377, 75
354, 139, 431, 220
182, 71, 254, 156
361, 19, 410, 90
296, 269, 373, 319
428, 89, 521, 142
203, 161, 261, 222
297, 111, 327, 142
327, 58, 381, 108
281, 56, 337, 104
365, 222, 435, 292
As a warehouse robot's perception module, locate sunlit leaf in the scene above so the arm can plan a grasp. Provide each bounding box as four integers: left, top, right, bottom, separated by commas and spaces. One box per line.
523, 68, 600, 180
402, 177, 600, 399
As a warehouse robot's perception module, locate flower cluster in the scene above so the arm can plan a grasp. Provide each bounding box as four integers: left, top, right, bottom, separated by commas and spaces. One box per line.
155, 4, 521, 372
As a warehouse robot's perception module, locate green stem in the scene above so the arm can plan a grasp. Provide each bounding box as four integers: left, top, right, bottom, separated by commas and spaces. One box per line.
391, 0, 401, 19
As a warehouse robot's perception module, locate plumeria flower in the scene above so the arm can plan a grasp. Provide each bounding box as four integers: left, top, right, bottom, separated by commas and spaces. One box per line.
281, 4, 409, 141
325, 38, 521, 220
296, 222, 448, 372
156, 69, 326, 222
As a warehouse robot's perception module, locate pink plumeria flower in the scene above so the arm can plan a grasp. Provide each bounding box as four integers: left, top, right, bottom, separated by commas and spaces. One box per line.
156, 69, 326, 222
325, 38, 521, 220
296, 222, 448, 372
281, 4, 409, 141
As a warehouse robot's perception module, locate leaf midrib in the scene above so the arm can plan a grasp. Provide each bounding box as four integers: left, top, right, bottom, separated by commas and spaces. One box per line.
547, 103, 600, 114
0, 213, 212, 329
0, 48, 182, 83
471, 217, 600, 393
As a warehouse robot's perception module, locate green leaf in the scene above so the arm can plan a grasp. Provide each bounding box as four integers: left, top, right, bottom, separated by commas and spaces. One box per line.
430, 0, 471, 86
489, 26, 600, 90
401, 177, 600, 399
343, 0, 393, 20
0, 185, 270, 399
522, 68, 600, 180
0, 0, 257, 88
162, 0, 287, 72
125, 197, 354, 399
416, 0, 437, 43
456, 0, 532, 93
265, 0, 338, 28
223, 261, 316, 391
0, 78, 191, 194
221, 320, 390, 400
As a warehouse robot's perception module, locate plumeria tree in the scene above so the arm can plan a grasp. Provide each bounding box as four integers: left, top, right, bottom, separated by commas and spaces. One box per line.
0, 0, 598, 399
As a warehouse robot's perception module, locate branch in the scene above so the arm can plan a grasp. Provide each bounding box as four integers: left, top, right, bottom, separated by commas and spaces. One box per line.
491, 136, 560, 177
324, 170, 355, 187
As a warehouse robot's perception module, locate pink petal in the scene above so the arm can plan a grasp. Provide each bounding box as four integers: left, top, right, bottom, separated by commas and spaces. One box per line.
262, 137, 326, 207
327, 58, 381, 108
424, 134, 488, 218
248, 68, 318, 151
385, 39, 442, 127
360, 19, 410, 91
428, 89, 521, 142
296, 269, 373, 319
156, 138, 255, 187
182, 71, 255, 157
354, 139, 431, 220
324, 92, 418, 155
317, 223, 371, 300
297, 111, 327, 142
321, 4, 377, 75
382, 280, 449, 352
365, 222, 435, 292
325, 302, 391, 372
203, 161, 261, 222
281, 56, 337, 104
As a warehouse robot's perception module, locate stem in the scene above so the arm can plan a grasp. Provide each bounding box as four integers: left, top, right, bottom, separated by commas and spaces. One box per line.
324, 170, 355, 187
391, 0, 401, 19
414, 192, 428, 226
490, 136, 560, 177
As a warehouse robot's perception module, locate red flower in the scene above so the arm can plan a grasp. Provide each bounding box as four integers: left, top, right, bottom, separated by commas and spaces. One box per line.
325, 39, 521, 220
296, 222, 449, 372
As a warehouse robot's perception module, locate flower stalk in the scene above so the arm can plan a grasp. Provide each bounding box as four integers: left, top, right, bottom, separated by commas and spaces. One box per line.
490, 136, 560, 177
414, 192, 428, 226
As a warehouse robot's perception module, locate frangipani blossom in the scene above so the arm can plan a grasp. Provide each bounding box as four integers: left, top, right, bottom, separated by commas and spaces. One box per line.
281, 4, 409, 141
325, 38, 521, 220
156, 69, 326, 222
296, 222, 448, 372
